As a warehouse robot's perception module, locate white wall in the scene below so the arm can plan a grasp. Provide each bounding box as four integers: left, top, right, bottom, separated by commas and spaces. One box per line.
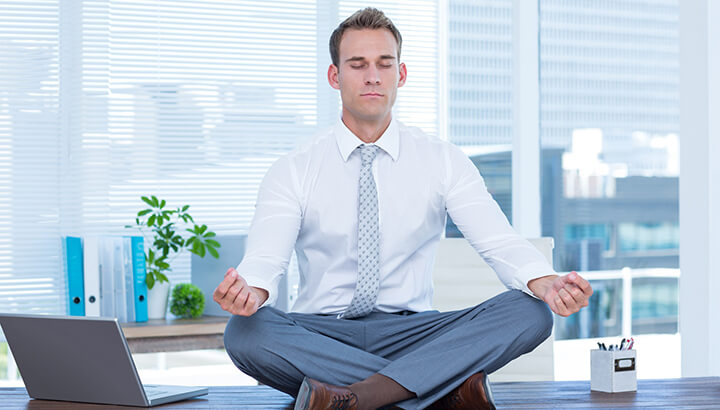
679, 0, 720, 377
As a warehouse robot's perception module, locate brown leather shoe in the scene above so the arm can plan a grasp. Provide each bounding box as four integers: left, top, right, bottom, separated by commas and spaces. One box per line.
427, 371, 496, 410
294, 377, 359, 410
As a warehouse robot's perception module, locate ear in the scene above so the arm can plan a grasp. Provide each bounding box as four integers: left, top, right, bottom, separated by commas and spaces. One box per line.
327, 64, 340, 90
397, 62, 407, 88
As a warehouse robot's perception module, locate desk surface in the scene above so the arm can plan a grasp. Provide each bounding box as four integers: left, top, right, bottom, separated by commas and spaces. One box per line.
2, 377, 719, 409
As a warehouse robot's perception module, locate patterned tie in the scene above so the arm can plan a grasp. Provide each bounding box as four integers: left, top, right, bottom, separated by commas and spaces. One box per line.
340, 144, 381, 319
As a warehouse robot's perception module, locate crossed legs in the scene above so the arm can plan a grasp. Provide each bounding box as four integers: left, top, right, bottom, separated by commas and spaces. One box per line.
224, 290, 553, 409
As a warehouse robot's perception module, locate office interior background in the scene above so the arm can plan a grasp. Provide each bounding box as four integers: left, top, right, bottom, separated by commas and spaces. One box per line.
1, 0, 718, 385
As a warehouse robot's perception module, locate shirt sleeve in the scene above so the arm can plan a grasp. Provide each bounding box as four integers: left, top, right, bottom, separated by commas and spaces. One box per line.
236, 155, 302, 308
443, 144, 556, 298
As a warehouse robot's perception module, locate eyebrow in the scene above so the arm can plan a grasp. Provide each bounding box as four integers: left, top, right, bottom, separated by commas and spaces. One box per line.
344, 55, 397, 63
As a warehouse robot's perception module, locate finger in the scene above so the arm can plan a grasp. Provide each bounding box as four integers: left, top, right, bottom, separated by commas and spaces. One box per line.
568, 271, 593, 296
564, 283, 585, 303
219, 282, 241, 312
214, 269, 239, 299
558, 288, 578, 313
225, 282, 242, 303
232, 287, 252, 315
563, 283, 591, 309
552, 292, 569, 317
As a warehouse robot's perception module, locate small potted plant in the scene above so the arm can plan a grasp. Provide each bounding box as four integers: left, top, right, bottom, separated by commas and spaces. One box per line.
126, 195, 220, 319
170, 283, 205, 319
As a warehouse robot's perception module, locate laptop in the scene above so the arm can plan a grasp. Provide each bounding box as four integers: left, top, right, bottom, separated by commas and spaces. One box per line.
0, 313, 208, 407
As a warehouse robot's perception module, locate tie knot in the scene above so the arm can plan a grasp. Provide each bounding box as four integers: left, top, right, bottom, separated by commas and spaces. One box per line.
359, 144, 380, 167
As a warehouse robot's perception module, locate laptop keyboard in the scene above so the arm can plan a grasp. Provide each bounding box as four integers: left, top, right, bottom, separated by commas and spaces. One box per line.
144, 386, 172, 397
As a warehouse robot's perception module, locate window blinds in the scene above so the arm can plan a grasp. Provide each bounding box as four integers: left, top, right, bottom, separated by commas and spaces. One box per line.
0, 0, 439, 316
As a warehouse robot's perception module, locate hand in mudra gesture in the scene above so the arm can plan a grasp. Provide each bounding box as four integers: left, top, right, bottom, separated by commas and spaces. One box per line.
213, 268, 269, 317
530, 271, 593, 317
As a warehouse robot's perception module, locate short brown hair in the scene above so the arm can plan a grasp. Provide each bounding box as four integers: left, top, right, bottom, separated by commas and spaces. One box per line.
329, 7, 402, 67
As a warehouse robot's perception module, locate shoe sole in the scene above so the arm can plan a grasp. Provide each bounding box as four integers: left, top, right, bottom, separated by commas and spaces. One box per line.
482, 373, 497, 410
294, 377, 312, 410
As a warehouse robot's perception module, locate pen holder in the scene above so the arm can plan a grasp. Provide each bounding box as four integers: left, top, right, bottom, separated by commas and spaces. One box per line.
590, 349, 637, 393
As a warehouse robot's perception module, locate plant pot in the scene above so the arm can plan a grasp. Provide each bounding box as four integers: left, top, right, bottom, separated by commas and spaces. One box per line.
147, 280, 171, 320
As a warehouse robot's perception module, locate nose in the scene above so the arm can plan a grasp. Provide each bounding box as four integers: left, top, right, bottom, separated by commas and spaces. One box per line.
364, 66, 381, 85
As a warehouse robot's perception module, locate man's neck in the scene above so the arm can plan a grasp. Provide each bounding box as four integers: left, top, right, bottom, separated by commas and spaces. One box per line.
341, 113, 392, 144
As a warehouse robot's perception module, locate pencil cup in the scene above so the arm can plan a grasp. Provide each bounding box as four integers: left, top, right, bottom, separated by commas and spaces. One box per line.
590, 349, 637, 393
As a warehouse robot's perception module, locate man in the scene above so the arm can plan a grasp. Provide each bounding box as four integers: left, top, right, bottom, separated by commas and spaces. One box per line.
215, 7, 592, 410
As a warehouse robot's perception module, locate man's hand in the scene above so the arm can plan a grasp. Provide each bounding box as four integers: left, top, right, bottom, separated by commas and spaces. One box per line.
528, 271, 593, 317
213, 268, 269, 316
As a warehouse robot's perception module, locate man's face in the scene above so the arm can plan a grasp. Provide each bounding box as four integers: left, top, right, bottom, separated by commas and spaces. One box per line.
328, 28, 407, 125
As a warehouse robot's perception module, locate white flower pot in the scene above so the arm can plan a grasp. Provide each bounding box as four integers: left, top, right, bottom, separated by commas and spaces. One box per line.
147, 280, 171, 320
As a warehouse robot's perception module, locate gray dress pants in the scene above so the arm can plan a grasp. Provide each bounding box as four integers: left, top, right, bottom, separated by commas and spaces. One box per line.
223, 289, 553, 409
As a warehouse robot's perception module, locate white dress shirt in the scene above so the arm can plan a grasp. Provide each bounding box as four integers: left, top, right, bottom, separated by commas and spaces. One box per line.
237, 118, 556, 314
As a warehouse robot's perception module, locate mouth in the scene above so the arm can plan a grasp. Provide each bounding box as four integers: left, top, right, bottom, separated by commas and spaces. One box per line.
361, 93, 384, 98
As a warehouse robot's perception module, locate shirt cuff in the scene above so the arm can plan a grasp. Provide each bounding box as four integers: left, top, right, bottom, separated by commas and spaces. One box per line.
512, 261, 557, 300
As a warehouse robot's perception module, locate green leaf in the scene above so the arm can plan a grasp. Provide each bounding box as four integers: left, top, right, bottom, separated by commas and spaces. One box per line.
182, 205, 190, 212
198, 243, 206, 257
204, 231, 216, 238
160, 199, 166, 209
157, 272, 169, 282
199, 224, 208, 234
137, 209, 152, 217
192, 240, 202, 255
151, 195, 159, 207
205, 239, 220, 248
207, 245, 219, 258
148, 214, 156, 226
141, 196, 154, 207
146, 274, 155, 289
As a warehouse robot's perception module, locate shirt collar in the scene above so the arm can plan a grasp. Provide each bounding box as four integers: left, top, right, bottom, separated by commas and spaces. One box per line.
335, 117, 400, 162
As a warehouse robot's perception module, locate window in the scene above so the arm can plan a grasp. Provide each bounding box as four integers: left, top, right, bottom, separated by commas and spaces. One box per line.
445, 0, 514, 236
0, 0, 437, 317
540, 0, 681, 379
618, 222, 679, 253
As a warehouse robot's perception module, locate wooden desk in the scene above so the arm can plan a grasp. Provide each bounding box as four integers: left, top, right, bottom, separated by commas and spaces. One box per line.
2, 377, 719, 409
120, 316, 229, 354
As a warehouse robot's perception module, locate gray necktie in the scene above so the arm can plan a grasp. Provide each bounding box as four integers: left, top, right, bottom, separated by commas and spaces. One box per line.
340, 144, 381, 319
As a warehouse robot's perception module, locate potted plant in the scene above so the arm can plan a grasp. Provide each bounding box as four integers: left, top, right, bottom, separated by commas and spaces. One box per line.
170, 283, 205, 319
126, 195, 221, 319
